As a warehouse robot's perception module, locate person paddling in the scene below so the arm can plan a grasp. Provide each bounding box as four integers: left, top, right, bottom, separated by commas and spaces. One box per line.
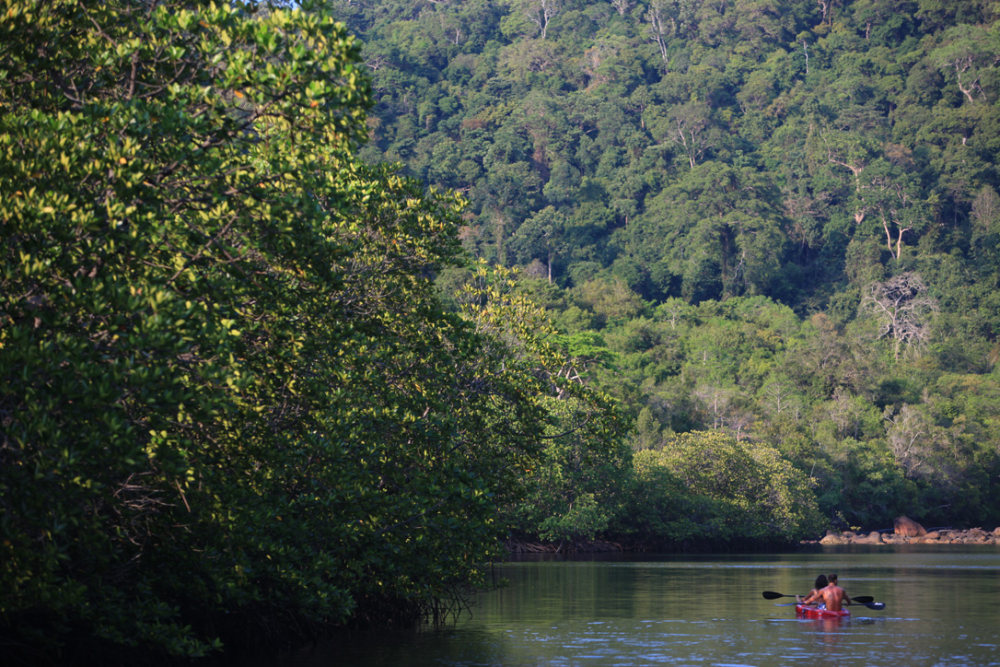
802, 573, 851, 612
798, 574, 829, 608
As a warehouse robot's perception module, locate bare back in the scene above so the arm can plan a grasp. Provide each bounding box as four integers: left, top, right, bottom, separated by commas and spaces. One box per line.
820, 584, 849, 611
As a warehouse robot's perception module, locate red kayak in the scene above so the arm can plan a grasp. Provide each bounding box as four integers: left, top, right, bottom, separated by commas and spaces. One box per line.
795, 604, 850, 619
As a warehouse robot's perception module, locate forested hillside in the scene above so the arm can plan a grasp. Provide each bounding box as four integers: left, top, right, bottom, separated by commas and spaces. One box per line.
331, 0, 1000, 530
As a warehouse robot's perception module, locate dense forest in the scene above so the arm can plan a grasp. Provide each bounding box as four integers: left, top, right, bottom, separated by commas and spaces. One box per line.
1, 0, 999, 662
331, 0, 1000, 530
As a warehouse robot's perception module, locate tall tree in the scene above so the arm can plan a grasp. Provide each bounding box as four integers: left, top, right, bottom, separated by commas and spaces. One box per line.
930, 24, 1000, 104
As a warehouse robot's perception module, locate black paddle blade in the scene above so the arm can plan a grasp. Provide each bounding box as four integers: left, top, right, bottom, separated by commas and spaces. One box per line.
762, 591, 794, 599
845, 598, 884, 610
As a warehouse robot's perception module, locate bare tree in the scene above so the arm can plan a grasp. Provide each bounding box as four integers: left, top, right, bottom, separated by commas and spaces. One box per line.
816, 0, 839, 26
522, 0, 561, 40
694, 384, 753, 439
694, 384, 734, 430
825, 387, 868, 440
646, 1, 670, 66
760, 377, 802, 421
972, 185, 1000, 231
862, 272, 938, 361
611, 0, 632, 16
884, 404, 932, 478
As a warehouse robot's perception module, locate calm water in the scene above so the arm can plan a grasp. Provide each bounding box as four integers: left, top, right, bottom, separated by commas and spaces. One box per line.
262, 546, 1000, 666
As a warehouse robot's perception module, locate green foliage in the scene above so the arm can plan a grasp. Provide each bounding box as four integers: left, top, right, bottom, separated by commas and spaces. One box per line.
338, 0, 999, 310
338, 0, 1000, 542
459, 263, 631, 548
2, 2, 375, 653
629, 431, 825, 545
0, 1, 629, 659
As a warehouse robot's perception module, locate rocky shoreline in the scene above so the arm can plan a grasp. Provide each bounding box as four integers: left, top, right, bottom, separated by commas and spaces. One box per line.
804, 524, 1000, 546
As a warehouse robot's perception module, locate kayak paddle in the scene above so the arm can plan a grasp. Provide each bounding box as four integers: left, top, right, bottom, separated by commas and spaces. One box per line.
762, 591, 800, 599
850, 600, 886, 610
763, 591, 878, 605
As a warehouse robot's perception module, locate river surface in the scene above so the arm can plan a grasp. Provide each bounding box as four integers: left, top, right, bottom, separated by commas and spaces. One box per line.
259, 545, 1000, 666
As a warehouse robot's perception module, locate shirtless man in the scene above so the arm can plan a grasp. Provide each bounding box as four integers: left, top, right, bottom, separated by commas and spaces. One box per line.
802, 573, 851, 611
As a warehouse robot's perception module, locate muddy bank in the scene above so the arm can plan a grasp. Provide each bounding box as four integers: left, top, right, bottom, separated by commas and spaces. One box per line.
804, 526, 1000, 546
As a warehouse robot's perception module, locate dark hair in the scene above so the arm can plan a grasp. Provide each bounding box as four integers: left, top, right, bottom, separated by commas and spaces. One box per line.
814, 574, 829, 589
828, 573, 838, 584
